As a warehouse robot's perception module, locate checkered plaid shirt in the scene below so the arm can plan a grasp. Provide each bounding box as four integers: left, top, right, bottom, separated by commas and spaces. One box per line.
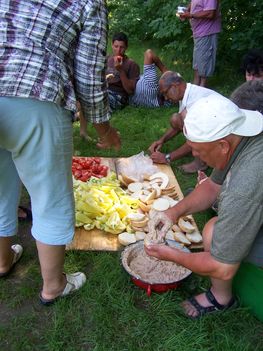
0, 0, 110, 123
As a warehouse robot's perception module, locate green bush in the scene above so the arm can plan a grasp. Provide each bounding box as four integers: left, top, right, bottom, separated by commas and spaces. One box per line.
108, 0, 263, 70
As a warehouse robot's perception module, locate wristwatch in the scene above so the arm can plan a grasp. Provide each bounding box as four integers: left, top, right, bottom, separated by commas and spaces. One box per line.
165, 153, 171, 164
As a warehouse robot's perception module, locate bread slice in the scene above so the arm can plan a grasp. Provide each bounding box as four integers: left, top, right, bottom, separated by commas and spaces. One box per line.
149, 172, 169, 189
173, 231, 191, 246
152, 198, 170, 211
121, 173, 139, 185
118, 232, 136, 246
138, 200, 151, 212
135, 231, 146, 241
178, 217, 195, 233
127, 213, 146, 221
128, 182, 143, 193
186, 230, 202, 243
165, 230, 175, 241
130, 217, 149, 228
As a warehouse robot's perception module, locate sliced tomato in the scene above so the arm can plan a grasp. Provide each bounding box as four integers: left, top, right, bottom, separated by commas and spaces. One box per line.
93, 157, 101, 164
72, 157, 108, 181
99, 166, 108, 177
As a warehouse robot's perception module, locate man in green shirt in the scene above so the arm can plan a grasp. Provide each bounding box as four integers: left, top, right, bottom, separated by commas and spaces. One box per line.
145, 93, 263, 319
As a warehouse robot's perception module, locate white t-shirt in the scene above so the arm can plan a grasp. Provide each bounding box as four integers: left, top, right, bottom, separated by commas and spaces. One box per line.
179, 83, 221, 113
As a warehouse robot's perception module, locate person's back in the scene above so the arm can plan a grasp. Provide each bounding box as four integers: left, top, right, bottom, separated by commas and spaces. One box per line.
0, 0, 108, 121
0, 0, 120, 304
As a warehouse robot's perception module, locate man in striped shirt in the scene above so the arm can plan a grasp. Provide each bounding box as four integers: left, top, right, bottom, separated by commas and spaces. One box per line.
0, 0, 119, 304
130, 49, 169, 108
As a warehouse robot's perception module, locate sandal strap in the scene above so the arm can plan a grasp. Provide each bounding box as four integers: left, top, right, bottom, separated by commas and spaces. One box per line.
205, 289, 227, 310
188, 296, 217, 317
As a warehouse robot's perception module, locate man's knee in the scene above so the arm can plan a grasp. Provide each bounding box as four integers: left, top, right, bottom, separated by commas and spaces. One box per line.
170, 113, 181, 129
202, 216, 218, 251
144, 49, 154, 64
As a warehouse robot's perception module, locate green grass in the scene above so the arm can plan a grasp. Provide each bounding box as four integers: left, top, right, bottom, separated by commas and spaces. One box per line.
1, 43, 262, 351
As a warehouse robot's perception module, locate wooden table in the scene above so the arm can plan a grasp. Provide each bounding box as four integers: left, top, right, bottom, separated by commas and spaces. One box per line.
66, 158, 201, 251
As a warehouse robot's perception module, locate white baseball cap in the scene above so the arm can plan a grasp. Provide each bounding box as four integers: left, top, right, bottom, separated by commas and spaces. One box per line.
183, 94, 263, 142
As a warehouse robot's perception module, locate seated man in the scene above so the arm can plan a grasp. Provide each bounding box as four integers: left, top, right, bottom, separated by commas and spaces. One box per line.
79, 32, 139, 145
148, 71, 221, 172
106, 32, 140, 111
146, 94, 263, 319
189, 79, 263, 209
129, 49, 169, 108
241, 48, 263, 81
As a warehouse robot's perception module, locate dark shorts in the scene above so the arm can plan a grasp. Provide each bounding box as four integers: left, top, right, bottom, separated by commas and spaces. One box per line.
108, 90, 127, 113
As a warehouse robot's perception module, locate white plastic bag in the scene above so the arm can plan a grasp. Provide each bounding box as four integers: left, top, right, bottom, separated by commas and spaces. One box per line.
117, 152, 158, 181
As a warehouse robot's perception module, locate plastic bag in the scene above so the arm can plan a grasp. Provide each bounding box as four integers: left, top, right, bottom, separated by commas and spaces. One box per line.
117, 152, 158, 181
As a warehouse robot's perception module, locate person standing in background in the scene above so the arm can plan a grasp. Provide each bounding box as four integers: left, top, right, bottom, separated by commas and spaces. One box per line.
0, 0, 119, 304
179, 0, 221, 87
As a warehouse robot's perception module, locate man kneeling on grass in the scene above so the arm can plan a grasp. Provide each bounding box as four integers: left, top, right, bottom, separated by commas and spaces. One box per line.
145, 94, 263, 319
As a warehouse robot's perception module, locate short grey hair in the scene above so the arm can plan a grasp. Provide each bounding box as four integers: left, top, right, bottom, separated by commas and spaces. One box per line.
230, 80, 263, 113
159, 71, 185, 88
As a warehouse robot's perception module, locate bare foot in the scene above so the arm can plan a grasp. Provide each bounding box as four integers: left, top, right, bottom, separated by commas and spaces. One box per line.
80, 133, 94, 142
96, 127, 121, 151
96, 141, 121, 151
179, 158, 207, 174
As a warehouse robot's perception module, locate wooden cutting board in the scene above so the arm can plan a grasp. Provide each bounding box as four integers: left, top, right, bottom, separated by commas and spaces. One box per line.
66, 158, 202, 251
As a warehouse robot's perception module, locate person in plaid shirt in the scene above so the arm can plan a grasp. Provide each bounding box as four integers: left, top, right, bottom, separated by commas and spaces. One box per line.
0, 0, 119, 305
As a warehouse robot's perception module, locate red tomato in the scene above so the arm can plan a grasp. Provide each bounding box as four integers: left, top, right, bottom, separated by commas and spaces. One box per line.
72, 157, 108, 181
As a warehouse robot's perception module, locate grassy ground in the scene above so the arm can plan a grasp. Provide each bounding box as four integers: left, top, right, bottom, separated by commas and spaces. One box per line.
1, 45, 262, 351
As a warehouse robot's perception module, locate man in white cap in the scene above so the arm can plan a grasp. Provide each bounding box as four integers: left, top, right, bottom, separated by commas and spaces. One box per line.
145, 94, 263, 319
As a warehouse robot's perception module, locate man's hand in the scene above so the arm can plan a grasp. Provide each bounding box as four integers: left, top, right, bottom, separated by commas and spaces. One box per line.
114, 55, 123, 70
180, 11, 191, 20
148, 210, 173, 240
150, 151, 167, 164
144, 242, 171, 260
148, 140, 163, 154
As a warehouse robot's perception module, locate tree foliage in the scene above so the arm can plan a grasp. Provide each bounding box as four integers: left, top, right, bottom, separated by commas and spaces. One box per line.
107, 0, 263, 67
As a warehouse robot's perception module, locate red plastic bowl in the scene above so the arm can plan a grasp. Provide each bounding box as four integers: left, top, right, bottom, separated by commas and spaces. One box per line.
131, 276, 181, 297
121, 240, 192, 296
